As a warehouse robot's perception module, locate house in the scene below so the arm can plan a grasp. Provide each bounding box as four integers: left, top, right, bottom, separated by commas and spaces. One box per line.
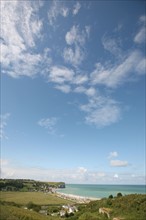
60, 205, 78, 217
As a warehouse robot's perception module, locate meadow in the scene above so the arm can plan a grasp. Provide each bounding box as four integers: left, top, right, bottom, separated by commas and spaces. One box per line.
0, 191, 73, 220
0, 191, 73, 205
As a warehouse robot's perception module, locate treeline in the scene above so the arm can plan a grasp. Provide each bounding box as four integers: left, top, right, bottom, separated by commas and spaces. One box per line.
0, 179, 65, 192
0, 179, 24, 191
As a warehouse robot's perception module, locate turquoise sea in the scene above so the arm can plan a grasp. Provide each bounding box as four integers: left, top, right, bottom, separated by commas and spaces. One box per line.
57, 184, 146, 198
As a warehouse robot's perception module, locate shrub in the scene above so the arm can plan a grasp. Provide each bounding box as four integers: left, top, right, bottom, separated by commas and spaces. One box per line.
109, 194, 113, 199
117, 192, 123, 197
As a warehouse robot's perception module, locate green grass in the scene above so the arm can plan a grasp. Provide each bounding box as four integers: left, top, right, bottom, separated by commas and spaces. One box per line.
0, 192, 73, 206
0, 204, 62, 220
69, 194, 146, 220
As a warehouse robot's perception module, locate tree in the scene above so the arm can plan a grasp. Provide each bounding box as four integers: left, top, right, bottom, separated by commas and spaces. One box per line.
109, 195, 113, 199
117, 192, 123, 197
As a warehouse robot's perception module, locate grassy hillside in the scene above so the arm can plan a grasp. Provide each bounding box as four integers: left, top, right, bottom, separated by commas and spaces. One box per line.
1, 191, 146, 220
68, 194, 146, 220
0, 192, 73, 205
0, 204, 61, 220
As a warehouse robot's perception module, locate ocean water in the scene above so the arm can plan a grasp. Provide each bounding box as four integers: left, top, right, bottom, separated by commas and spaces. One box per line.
57, 184, 146, 198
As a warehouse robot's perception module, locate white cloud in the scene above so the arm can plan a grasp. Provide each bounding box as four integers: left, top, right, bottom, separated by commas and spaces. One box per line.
55, 84, 71, 93
91, 50, 146, 88
1, 1, 42, 48
64, 25, 90, 66
135, 58, 146, 75
73, 2, 81, 15
85, 87, 96, 97
73, 75, 88, 85
0, 113, 10, 139
114, 173, 119, 178
48, 66, 74, 84
63, 45, 85, 67
76, 86, 96, 96
134, 15, 146, 44
108, 151, 118, 159
134, 27, 146, 44
102, 36, 122, 58
77, 167, 87, 174
48, 0, 69, 26
1, 162, 145, 184
38, 117, 58, 135
65, 25, 88, 46
80, 96, 121, 127
110, 160, 129, 167
74, 86, 96, 97
1, 0, 50, 78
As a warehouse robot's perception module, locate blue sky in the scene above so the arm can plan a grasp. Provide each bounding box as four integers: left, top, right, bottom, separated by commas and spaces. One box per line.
1, 0, 145, 184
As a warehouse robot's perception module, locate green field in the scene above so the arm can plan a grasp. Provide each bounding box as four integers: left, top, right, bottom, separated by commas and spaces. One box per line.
0, 192, 74, 220
0, 191, 73, 205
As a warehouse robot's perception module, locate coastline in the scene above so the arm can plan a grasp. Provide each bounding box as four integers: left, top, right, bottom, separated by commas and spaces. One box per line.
56, 191, 101, 203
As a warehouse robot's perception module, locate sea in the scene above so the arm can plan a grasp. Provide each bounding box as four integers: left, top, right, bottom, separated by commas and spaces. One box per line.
57, 184, 146, 199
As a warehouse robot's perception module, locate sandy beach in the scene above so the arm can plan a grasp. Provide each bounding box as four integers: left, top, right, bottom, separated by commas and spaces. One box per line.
56, 191, 100, 203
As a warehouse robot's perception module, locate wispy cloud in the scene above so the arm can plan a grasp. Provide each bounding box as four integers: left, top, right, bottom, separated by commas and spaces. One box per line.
74, 86, 96, 97
48, 66, 74, 84
1, 0, 51, 78
102, 35, 122, 59
65, 25, 89, 46
48, 0, 69, 26
63, 45, 85, 67
134, 15, 146, 44
108, 151, 129, 167
108, 151, 118, 159
73, 2, 81, 15
80, 96, 121, 127
63, 25, 90, 67
38, 117, 58, 135
73, 75, 88, 85
0, 113, 10, 139
55, 84, 71, 93
91, 50, 145, 88
1, 161, 144, 184
110, 160, 129, 167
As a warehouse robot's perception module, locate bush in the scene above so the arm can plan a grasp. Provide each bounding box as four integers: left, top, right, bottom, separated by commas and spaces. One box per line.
109, 194, 113, 199
117, 192, 122, 197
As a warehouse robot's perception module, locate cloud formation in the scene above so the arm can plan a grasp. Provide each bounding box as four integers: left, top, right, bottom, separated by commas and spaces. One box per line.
110, 160, 129, 167
1, 161, 144, 184
80, 96, 121, 127
1, 2, 145, 130
63, 25, 90, 66
134, 15, 146, 44
91, 50, 145, 88
0, 113, 10, 139
1, 0, 51, 78
73, 2, 81, 15
48, 66, 74, 84
108, 151, 118, 159
38, 117, 58, 135
48, 0, 69, 26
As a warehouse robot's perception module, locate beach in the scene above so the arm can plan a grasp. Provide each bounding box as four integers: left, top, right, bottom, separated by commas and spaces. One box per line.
56, 184, 146, 199
56, 191, 100, 203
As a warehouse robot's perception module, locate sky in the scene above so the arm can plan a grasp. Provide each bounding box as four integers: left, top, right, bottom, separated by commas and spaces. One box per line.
0, 0, 146, 185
